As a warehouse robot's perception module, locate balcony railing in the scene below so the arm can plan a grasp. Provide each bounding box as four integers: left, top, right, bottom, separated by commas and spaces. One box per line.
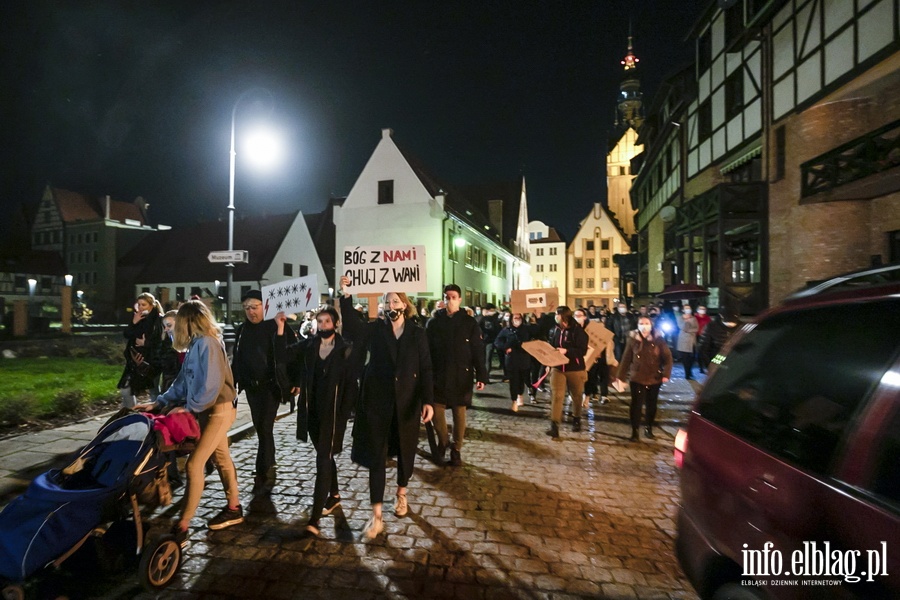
801, 119, 900, 198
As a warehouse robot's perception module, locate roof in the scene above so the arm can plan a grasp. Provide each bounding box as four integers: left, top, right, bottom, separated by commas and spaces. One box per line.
531, 226, 565, 244
52, 188, 146, 225
120, 212, 299, 283
304, 200, 339, 287
457, 181, 523, 248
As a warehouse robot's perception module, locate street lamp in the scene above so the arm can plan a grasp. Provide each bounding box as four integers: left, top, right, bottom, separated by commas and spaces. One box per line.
225, 88, 280, 324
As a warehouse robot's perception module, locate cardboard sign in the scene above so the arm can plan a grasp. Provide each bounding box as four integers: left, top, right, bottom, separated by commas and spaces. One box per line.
341, 245, 427, 294
522, 340, 569, 367
583, 320, 617, 367
510, 288, 559, 314
261, 275, 319, 320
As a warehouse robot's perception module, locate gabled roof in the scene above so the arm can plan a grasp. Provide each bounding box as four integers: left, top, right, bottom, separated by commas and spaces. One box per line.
576, 203, 631, 246
304, 199, 339, 287
51, 188, 146, 224
120, 212, 298, 283
531, 226, 565, 244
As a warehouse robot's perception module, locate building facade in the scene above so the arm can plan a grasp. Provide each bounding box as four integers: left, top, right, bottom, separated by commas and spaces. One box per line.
528, 220, 566, 306
631, 0, 899, 314
567, 203, 631, 309
333, 128, 530, 309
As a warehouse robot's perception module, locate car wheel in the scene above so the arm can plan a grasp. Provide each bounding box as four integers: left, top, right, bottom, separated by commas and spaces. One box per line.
711, 581, 767, 600
139, 535, 182, 591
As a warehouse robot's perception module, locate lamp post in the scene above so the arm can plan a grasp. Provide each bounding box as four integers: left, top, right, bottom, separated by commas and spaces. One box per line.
224, 88, 279, 325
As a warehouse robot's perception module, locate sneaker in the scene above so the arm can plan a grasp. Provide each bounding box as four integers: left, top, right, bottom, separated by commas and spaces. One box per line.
394, 493, 408, 517
511, 401, 519, 413
644, 427, 656, 439
599, 396, 609, 405
449, 449, 462, 467
303, 522, 320, 538
322, 495, 341, 516
528, 391, 537, 404
208, 505, 244, 530
363, 515, 384, 539
516, 395, 524, 407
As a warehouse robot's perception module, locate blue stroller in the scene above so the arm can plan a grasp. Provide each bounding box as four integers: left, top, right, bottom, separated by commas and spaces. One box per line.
0, 412, 192, 598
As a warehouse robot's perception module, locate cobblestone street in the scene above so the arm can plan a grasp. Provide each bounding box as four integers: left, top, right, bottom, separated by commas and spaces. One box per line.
46, 379, 699, 600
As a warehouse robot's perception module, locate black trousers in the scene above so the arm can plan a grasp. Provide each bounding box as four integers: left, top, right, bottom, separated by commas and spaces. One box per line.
245, 383, 280, 480
309, 437, 339, 526
629, 383, 661, 430
508, 367, 531, 401
583, 355, 609, 397
680, 350, 695, 379
369, 411, 411, 504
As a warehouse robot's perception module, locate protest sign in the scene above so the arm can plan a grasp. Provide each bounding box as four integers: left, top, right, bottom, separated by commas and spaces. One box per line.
261, 274, 319, 320
341, 245, 427, 295
510, 288, 559, 314
522, 340, 569, 367
583, 320, 617, 367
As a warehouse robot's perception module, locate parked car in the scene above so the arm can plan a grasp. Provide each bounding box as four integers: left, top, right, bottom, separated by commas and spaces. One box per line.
674, 264, 900, 599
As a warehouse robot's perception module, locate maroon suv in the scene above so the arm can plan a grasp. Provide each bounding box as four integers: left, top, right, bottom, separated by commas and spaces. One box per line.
675, 265, 900, 599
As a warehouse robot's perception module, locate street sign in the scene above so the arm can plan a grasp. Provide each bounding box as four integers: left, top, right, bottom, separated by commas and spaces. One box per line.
207, 250, 249, 263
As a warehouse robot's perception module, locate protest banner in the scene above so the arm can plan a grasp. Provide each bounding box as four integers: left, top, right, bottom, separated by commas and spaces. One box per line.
261, 274, 319, 320
341, 245, 427, 295
510, 288, 559, 314
522, 340, 569, 367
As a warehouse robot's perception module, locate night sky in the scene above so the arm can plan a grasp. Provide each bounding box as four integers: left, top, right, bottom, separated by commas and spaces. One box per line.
0, 1, 702, 242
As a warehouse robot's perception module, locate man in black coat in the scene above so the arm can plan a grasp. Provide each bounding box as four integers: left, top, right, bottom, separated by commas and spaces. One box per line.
231, 290, 298, 495
477, 303, 501, 379
426, 284, 489, 467
606, 301, 637, 362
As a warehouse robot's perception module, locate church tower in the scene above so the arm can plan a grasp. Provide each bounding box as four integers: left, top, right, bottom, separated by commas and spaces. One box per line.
606, 31, 644, 238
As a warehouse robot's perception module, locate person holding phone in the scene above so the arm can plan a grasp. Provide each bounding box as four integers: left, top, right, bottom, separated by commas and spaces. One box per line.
117, 292, 163, 408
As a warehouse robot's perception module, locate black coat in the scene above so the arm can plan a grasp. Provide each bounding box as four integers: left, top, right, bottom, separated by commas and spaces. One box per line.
493, 325, 532, 371
232, 319, 298, 404
548, 324, 589, 372
339, 296, 434, 470
117, 312, 163, 391
426, 308, 489, 407
276, 333, 358, 456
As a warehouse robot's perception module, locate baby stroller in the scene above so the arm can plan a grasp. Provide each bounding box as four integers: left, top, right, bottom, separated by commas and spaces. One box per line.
0, 411, 197, 598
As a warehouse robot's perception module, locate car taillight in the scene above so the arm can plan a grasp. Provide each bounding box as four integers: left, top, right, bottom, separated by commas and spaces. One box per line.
674, 428, 688, 469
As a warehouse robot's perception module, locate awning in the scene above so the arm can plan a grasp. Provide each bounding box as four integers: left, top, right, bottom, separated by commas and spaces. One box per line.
720, 144, 762, 174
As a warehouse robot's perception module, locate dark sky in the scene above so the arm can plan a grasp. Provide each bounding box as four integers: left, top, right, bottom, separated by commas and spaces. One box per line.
0, 1, 702, 242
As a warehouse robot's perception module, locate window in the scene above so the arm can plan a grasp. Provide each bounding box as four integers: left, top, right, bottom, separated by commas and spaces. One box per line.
574, 278, 582, 289
724, 3, 743, 49
77, 234, 82, 244
93, 250, 98, 262
586, 259, 595, 268
283, 263, 292, 276
377, 180, 394, 205
601, 240, 610, 250
536, 248, 544, 256
696, 302, 900, 475
53, 231, 60, 244
586, 278, 594, 288
698, 99, 712, 141
549, 264, 557, 272
549, 247, 557, 256
41, 277, 52, 291
619, 166, 626, 176
536, 264, 544, 272
586, 241, 594, 251
176, 287, 185, 301
601, 278, 610, 289
93, 232, 98, 243
92, 272, 98, 284
575, 258, 583, 269
299, 264, 308, 277
239, 285, 250, 301
530, 232, 543, 240
191, 286, 202, 297
601, 258, 609, 268
697, 28, 712, 74
725, 69, 744, 120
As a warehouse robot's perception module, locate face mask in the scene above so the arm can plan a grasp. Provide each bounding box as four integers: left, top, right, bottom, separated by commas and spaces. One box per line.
618, 307, 627, 314
638, 324, 652, 335
386, 309, 402, 322
317, 329, 335, 339
697, 308, 706, 315
574, 316, 585, 325
683, 309, 692, 315
512, 319, 522, 327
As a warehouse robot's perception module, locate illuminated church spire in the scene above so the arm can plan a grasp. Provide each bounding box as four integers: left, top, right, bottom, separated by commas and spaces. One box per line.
616, 23, 644, 130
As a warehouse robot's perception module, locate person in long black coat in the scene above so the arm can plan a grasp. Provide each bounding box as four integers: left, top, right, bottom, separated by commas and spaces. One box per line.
117, 292, 164, 408
425, 284, 489, 467
337, 277, 435, 540
274, 307, 359, 538
493, 313, 532, 412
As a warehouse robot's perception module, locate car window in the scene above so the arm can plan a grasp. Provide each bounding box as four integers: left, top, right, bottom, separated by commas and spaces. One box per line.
866, 404, 900, 505
696, 300, 900, 475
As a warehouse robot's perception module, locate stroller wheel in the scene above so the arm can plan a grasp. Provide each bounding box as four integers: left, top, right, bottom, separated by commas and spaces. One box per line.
1, 582, 24, 600
139, 535, 182, 591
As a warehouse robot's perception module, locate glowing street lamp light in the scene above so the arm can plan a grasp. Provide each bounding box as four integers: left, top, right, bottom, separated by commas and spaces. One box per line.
225, 88, 280, 325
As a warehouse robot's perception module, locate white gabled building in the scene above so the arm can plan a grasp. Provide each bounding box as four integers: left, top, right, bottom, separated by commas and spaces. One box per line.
528, 220, 566, 306
333, 128, 531, 308
567, 203, 631, 310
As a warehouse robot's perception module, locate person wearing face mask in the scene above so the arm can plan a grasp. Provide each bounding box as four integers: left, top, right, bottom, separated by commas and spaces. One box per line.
676, 305, 700, 380
337, 276, 435, 539
493, 312, 532, 412
274, 307, 358, 539
546, 306, 590, 437
574, 308, 615, 407
615, 317, 673, 441
606, 301, 637, 362
426, 284, 489, 467
231, 290, 299, 495
694, 306, 711, 374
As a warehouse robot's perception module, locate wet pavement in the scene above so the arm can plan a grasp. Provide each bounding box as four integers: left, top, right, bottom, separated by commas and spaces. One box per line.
11, 371, 704, 600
